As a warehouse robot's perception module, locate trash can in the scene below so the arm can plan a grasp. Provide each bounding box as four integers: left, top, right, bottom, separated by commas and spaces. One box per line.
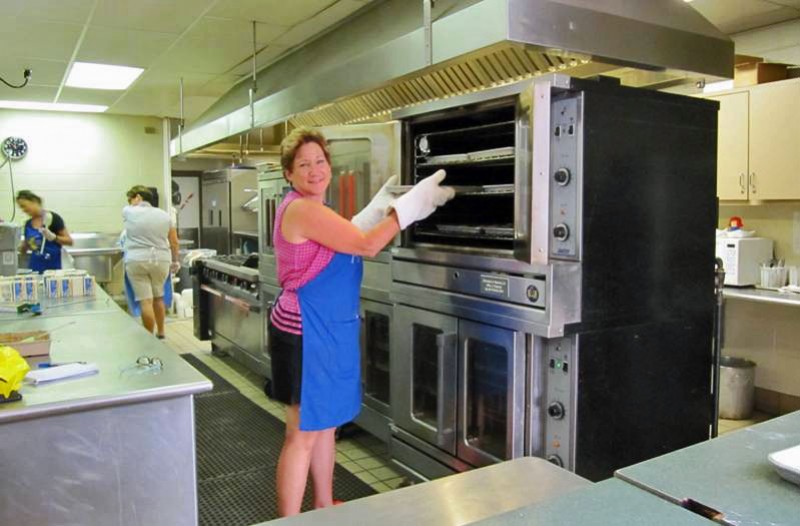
719, 356, 756, 420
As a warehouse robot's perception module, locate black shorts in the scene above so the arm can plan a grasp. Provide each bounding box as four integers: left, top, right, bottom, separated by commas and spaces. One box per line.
268, 321, 303, 405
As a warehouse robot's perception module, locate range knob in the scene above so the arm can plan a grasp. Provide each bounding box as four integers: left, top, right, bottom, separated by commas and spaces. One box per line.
553, 224, 570, 241
554, 168, 571, 186
547, 402, 565, 420
546, 454, 564, 467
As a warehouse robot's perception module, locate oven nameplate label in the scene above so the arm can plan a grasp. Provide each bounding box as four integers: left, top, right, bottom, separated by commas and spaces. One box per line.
480, 275, 509, 298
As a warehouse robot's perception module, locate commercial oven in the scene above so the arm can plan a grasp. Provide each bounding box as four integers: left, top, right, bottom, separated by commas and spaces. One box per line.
388, 74, 719, 482
193, 255, 265, 375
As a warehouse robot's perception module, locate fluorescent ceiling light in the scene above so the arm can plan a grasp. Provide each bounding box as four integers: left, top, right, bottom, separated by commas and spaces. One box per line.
0, 100, 108, 113
66, 62, 144, 90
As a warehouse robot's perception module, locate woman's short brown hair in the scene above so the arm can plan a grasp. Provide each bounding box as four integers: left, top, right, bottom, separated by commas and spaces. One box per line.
16, 190, 42, 204
280, 127, 331, 175
127, 185, 154, 205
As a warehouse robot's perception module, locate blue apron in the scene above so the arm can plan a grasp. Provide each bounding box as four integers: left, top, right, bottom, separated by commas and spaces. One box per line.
296, 252, 363, 431
25, 220, 61, 273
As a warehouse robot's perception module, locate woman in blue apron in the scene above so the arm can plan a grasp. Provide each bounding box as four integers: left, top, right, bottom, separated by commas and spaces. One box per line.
16, 190, 73, 273
270, 128, 454, 516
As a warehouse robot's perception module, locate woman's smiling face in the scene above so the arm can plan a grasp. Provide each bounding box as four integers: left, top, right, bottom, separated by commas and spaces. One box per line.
286, 141, 331, 199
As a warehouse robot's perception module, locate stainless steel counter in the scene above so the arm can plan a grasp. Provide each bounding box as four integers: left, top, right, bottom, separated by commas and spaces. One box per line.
724, 287, 800, 307
257, 457, 591, 526
472, 479, 715, 525
616, 411, 800, 526
0, 293, 212, 525
0, 287, 119, 322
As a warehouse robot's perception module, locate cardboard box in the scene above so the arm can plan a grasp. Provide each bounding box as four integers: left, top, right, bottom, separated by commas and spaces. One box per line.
0, 331, 51, 367
735, 61, 788, 88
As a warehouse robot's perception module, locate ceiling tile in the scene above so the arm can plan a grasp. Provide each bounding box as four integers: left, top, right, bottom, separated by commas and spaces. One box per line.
152, 37, 254, 75
0, 85, 59, 103
230, 45, 290, 76
91, 0, 217, 34
273, 0, 368, 49
4, 0, 95, 24
691, 0, 800, 33
0, 57, 67, 86
57, 86, 124, 106
76, 26, 179, 68
209, 0, 338, 27
0, 17, 83, 61
188, 17, 289, 45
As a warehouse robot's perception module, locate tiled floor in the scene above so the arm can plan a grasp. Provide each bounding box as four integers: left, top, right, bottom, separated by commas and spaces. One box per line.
719, 411, 771, 435
163, 318, 406, 494
163, 316, 773, 495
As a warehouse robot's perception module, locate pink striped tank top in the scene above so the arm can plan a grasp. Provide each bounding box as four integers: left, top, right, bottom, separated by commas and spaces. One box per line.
269, 190, 334, 334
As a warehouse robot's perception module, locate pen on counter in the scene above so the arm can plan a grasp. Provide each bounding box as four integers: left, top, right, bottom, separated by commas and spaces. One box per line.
38, 361, 87, 368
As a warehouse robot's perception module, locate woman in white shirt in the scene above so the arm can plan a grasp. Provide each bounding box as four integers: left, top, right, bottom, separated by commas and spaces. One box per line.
122, 185, 180, 338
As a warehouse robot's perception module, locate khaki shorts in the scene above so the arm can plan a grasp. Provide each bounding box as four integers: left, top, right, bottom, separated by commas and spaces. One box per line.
126, 261, 170, 301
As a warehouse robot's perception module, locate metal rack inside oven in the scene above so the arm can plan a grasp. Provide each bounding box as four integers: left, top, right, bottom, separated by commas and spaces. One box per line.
405, 102, 518, 252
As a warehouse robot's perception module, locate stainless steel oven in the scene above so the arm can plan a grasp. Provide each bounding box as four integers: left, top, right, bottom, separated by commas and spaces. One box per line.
389, 74, 719, 482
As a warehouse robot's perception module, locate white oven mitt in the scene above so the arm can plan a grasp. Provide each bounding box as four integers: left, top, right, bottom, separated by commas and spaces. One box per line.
389, 170, 455, 230
351, 175, 399, 231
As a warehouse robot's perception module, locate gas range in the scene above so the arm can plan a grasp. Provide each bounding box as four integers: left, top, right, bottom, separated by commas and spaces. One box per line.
203, 254, 259, 286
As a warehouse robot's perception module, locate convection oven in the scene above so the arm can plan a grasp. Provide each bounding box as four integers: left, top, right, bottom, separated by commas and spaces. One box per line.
388, 74, 719, 482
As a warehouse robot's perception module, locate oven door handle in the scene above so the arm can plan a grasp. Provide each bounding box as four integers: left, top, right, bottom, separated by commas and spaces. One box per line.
435, 332, 457, 449
223, 294, 260, 313
200, 284, 222, 297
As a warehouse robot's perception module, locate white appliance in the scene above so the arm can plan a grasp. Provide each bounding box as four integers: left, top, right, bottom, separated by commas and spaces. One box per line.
715, 237, 774, 286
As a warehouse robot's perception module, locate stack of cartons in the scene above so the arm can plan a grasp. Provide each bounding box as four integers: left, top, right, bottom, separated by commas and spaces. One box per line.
42, 270, 96, 299
0, 275, 39, 304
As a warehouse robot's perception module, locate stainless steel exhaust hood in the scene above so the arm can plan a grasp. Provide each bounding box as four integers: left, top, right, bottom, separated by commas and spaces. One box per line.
173, 0, 732, 155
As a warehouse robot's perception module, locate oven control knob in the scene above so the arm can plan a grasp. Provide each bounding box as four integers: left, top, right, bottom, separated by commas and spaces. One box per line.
553, 224, 570, 241
547, 454, 564, 467
547, 402, 565, 420
554, 168, 571, 186
526, 285, 540, 302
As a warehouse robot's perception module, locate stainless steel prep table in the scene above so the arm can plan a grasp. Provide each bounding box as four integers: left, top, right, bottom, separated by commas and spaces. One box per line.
0, 286, 119, 321
724, 287, 800, 308
256, 457, 590, 526
0, 308, 212, 526
471, 479, 715, 526
616, 411, 800, 526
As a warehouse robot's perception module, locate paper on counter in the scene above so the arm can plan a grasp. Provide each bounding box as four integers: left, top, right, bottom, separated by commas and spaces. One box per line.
25, 362, 98, 385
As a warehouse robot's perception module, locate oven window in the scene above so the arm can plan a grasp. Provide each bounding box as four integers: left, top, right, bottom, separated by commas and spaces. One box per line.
328, 139, 371, 221
412, 324, 442, 428
465, 338, 508, 460
363, 311, 390, 405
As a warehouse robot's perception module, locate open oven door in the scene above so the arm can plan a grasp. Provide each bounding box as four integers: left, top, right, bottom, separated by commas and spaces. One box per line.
317, 122, 401, 221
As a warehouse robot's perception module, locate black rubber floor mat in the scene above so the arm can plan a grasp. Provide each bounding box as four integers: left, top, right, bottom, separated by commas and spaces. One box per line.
182, 354, 376, 525
182, 354, 239, 398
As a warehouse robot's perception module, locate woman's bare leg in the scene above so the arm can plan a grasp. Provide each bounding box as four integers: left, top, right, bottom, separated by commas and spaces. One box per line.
277, 405, 318, 517
139, 298, 155, 333
310, 427, 337, 508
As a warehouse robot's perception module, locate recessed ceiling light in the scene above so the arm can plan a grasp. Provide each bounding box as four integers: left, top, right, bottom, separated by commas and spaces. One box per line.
0, 100, 108, 113
66, 62, 144, 90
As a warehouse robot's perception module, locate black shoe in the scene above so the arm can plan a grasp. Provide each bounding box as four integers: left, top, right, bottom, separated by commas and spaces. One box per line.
156, 334, 166, 340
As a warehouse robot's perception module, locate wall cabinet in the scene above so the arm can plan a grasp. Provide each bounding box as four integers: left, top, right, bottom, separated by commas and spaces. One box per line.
709, 79, 800, 201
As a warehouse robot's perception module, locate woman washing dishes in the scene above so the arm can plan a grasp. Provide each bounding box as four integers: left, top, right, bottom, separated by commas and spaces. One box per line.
16, 190, 73, 272
270, 127, 453, 516
122, 185, 180, 339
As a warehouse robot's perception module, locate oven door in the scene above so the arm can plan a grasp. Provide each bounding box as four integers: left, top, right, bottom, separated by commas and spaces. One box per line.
360, 299, 392, 416
393, 305, 458, 455
319, 122, 401, 222
457, 320, 526, 467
